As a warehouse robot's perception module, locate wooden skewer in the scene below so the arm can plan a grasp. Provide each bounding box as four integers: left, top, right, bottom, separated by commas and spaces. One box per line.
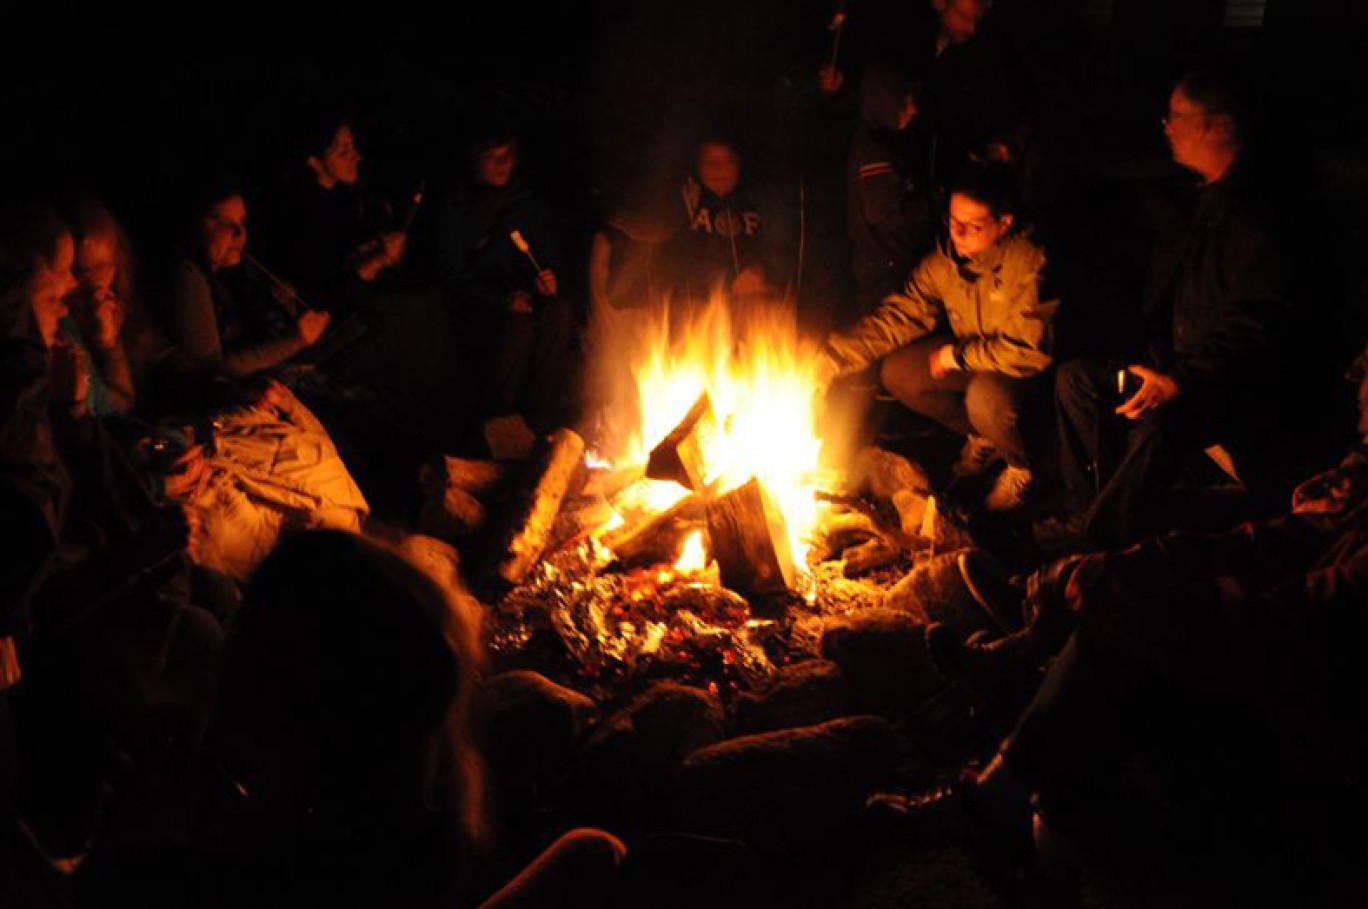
828, 3, 847, 70
509, 229, 544, 272
244, 252, 311, 316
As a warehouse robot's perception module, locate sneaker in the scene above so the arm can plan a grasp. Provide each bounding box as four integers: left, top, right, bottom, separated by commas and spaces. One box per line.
984, 465, 1034, 510
952, 434, 1001, 479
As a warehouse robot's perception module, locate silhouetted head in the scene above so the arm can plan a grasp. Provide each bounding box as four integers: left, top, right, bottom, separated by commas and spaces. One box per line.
1165, 71, 1246, 182
932, 0, 990, 47
216, 530, 484, 827
0, 205, 75, 349
473, 133, 519, 189
695, 137, 741, 198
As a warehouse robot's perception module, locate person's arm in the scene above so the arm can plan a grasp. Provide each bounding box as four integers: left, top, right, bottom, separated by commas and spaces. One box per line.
954, 247, 1059, 378
823, 254, 943, 376
588, 231, 613, 312
89, 338, 135, 413
169, 262, 306, 377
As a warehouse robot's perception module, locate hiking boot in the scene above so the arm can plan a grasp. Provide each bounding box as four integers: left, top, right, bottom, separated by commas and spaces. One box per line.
952, 434, 1001, 479
984, 465, 1034, 510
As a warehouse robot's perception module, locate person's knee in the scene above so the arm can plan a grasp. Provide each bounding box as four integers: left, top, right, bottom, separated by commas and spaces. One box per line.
966, 374, 1022, 438
879, 350, 926, 403
1055, 358, 1102, 408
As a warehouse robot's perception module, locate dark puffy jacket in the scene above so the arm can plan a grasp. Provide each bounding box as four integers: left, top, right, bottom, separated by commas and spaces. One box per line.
848, 64, 935, 307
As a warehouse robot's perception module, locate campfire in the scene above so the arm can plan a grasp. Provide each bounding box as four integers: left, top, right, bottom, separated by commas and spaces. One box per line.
420, 298, 972, 700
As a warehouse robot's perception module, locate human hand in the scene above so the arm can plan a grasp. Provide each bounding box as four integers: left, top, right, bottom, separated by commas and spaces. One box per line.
91, 288, 125, 349
817, 63, 845, 96
730, 266, 768, 297
535, 269, 558, 297
0, 637, 20, 690
1115, 365, 1179, 420
160, 445, 209, 500
379, 231, 407, 266
296, 310, 332, 346
929, 344, 960, 379
507, 291, 535, 315
50, 337, 91, 406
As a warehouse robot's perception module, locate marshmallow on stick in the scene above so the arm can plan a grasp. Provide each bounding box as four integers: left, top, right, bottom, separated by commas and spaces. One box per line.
509, 229, 543, 272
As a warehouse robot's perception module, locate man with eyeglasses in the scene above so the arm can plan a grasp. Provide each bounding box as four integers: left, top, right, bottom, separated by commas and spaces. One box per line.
1049, 71, 1341, 549
819, 160, 1058, 510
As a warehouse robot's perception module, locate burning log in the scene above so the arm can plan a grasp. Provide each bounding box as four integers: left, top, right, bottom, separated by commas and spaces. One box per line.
581, 463, 645, 500
548, 495, 617, 553
498, 429, 586, 586
646, 391, 719, 491
603, 493, 706, 567
706, 477, 797, 599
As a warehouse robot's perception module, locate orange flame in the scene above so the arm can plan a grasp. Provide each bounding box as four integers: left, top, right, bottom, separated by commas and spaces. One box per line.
608, 296, 831, 567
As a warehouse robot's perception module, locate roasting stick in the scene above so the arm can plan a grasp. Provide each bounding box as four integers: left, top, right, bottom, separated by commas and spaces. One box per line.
509, 229, 545, 273
828, 2, 848, 71
244, 252, 312, 317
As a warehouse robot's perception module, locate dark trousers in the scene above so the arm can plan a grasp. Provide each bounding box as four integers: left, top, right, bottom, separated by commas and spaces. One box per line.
879, 334, 1039, 467
998, 542, 1366, 895
1055, 356, 1307, 549
462, 298, 577, 427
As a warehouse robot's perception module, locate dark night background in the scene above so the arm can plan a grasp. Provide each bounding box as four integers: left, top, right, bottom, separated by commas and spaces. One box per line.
4, 0, 1366, 255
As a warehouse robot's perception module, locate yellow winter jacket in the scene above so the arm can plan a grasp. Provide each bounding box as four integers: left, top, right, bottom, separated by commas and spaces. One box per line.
825, 229, 1058, 378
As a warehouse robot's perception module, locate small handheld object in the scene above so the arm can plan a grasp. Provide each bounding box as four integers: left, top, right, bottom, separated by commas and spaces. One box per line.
509, 229, 544, 272
828, 2, 848, 70
1116, 368, 1142, 401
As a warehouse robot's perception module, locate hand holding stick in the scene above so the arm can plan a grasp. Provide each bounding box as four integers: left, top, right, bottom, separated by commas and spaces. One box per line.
510, 230, 558, 296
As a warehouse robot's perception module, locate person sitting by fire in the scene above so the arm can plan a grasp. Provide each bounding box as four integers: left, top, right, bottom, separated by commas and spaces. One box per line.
673, 135, 777, 303
264, 111, 413, 315
869, 339, 1368, 905
819, 160, 1058, 511
1050, 71, 1350, 551
435, 130, 577, 439
169, 185, 331, 379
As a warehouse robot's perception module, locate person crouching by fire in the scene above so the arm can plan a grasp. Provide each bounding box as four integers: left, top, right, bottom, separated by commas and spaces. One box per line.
818, 160, 1058, 510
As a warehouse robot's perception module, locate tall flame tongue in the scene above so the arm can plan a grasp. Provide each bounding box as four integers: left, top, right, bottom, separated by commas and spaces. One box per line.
613, 297, 827, 567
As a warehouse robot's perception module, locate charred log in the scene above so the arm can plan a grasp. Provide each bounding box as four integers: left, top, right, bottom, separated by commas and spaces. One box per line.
706, 477, 796, 599
645, 391, 718, 491
603, 493, 706, 567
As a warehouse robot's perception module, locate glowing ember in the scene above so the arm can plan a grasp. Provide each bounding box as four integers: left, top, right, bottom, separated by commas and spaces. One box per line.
674, 530, 709, 573
606, 297, 832, 568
